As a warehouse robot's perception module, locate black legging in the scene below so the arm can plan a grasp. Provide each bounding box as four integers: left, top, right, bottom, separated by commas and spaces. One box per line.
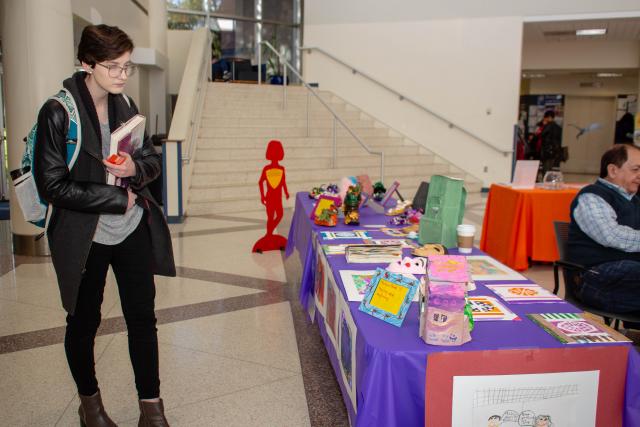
64, 219, 160, 399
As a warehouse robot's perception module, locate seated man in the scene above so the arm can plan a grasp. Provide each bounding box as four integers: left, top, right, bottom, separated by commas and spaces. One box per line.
567, 144, 640, 327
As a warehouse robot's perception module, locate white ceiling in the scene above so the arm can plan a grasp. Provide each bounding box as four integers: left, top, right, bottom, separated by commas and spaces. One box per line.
523, 17, 640, 42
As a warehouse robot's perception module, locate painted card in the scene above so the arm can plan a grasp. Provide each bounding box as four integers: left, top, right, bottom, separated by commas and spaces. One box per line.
362, 238, 416, 248
320, 230, 371, 240
528, 313, 631, 345
314, 250, 327, 316
340, 270, 377, 301
468, 296, 519, 321
325, 273, 339, 348
451, 371, 599, 427
358, 268, 419, 327
338, 297, 358, 413
380, 227, 408, 238
466, 256, 526, 281
486, 284, 562, 304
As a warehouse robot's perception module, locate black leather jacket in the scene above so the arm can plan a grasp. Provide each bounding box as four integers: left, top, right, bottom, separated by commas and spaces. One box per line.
33, 72, 175, 314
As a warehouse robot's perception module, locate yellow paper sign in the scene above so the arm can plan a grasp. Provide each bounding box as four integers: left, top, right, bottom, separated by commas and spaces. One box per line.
369, 278, 409, 315
266, 168, 283, 189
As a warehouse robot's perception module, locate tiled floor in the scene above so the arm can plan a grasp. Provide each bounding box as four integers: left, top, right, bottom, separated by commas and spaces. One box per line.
0, 191, 636, 426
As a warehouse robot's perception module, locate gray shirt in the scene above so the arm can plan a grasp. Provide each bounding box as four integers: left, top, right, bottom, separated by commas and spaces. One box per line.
93, 122, 143, 245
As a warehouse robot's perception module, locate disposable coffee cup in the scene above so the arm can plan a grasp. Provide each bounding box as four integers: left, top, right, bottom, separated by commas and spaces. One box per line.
457, 224, 475, 254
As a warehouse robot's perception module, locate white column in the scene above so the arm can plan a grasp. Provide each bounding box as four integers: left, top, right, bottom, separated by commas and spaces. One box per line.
1, 0, 74, 255
148, 0, 169, 135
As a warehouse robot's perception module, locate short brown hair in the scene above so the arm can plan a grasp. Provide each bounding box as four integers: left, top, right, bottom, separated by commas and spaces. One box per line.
77, 25, 134, 66
600, 144, 640, 178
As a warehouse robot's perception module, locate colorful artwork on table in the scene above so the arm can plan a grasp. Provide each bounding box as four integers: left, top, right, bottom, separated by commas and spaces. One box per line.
486, 284, 562, 304
319, 230, 371, 240
467, 296, 519, 321
326, 276, 338, 345
310, 195, 342, 221
314, 252, 326, 314
359, 268, 419, 327
340, 270, 376, 301
252, 139, 289, 252
425, 346, 628, 427
427, 255, 470, 283
465, 256, 526, 281
338, 297, 358, 413
362, 238, 416, 248
527, 313, 631, 344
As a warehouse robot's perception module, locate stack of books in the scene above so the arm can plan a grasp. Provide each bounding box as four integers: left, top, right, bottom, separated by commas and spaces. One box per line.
345, 244, 402, 264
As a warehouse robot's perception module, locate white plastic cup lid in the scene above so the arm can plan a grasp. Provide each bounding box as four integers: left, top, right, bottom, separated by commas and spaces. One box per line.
457, 224, 476, 235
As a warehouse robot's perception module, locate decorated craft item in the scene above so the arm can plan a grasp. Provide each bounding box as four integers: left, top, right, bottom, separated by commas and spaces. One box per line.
339, 176, 358, 202
419, 175, 466, 247
388, 214, 409, 226
386, 256, 427, 275
427, 255, 471, 283
372, 181, 386, 201
385, 199, 412, 216
253, 140, 289, 253
380, 181, 401, 207
343, 184, 362, 225
527, 313, 631, 344
309, 185, 325, 199
311, 194, 342, 221
467, 296, 518, 321
314, 204, 339, 226
419, 280, 472, 346
412, 244, 448, 257
359, 268, 419, 327
357, 174, 374, 196
309, 183, 340, 200
401, 224, 419, 234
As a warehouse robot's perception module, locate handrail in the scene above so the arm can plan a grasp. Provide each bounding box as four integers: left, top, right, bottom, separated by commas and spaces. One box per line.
167, 27, 211, 164
259, 41, 385, 181
300, 46, 512, 157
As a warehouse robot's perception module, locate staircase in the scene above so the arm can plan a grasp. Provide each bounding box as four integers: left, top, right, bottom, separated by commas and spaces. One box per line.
187, 83, 482, 216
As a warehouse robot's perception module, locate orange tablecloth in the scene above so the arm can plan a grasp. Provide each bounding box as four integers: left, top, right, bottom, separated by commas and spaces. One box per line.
479, 184, 581, 271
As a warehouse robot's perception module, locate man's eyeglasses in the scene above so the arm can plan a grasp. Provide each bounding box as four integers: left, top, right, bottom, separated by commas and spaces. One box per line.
96, 63, 137, 78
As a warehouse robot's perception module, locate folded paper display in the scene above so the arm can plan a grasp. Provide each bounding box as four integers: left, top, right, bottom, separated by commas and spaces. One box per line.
386, 256, 427, 275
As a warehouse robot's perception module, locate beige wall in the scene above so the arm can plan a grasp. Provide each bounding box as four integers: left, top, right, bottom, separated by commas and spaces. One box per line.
526, 75, 639, 97
303, 17, 523, 185
168, 30, 194, 94
523, 40, 640, 70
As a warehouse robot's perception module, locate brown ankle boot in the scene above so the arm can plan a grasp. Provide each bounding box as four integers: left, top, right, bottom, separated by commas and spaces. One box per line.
138, 399, 169, 427
78, 391, 117, 427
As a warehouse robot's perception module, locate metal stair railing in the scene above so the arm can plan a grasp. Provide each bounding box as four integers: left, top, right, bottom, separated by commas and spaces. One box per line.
258, 41, 385, 181
300, 46, 512, 157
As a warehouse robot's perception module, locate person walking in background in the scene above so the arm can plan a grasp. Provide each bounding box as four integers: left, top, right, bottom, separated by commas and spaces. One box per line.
34, 24, 175, 426
539, 110, 563, 177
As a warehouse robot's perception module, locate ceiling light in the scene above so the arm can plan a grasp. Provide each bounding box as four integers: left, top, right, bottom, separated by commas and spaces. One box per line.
217, 19, 234, 31
576, 28, 607, 36
597, 72, 623, 78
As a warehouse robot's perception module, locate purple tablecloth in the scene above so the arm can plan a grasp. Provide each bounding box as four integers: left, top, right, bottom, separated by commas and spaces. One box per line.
286, 192, 640, 427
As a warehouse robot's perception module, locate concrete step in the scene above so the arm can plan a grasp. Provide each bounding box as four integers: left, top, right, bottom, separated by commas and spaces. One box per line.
201, 109, 364, 120
206, 90, 335, 102
209, 82, 315, 94
191, 162, 449, 186
196, 136, 411, 150
198, 126, 390, 138
192, 153, 432, 173
200, 116, 375, 129
195, 145, 421, 161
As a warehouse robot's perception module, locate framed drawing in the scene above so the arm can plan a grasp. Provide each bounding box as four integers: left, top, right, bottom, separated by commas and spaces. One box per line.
358, 268, 419, 327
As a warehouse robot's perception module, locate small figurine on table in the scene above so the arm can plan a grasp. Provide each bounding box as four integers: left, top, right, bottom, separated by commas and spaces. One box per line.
343, 184, 361, 225
372, 181, 386, 201
253, 140, 289, 253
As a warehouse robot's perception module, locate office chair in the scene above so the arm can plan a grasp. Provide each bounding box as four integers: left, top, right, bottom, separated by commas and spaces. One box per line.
553, 220, 640, 330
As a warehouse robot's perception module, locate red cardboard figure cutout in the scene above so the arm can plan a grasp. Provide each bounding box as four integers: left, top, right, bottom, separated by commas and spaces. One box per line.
253, 140, 289, 253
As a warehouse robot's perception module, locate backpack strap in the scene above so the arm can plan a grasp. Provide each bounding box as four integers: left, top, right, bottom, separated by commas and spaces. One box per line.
50, 89, 82, 169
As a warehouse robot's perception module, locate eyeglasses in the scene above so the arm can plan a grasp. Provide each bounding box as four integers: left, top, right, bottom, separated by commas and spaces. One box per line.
95, 62, 137, 78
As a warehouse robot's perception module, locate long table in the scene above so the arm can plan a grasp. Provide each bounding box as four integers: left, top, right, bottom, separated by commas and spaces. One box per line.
285, 192, 640, 427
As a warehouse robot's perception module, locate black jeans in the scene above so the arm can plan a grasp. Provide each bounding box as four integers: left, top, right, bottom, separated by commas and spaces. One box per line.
64, 219, 160, 399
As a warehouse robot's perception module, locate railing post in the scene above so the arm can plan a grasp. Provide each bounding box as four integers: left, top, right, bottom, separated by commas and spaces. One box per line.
283, 64, 287, 110
258, 42, 262, 86
380, 152, 385, 183
332, 117, 337, 169
306, 89, 310, 137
